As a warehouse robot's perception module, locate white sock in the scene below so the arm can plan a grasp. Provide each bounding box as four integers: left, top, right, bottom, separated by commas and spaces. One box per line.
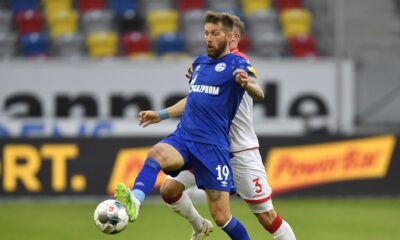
272, 220, 296, 240
167, 192, 204, 232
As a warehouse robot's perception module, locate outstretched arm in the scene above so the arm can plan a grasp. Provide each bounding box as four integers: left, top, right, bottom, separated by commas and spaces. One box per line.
139, 97, 187, 127
234, 69, 264, 101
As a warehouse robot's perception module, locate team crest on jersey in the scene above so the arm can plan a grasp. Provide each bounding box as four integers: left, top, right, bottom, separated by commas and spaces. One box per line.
215, 63, 226, 72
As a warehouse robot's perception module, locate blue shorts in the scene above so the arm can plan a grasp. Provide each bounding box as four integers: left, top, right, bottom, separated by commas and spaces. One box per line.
161, 132, 234, 192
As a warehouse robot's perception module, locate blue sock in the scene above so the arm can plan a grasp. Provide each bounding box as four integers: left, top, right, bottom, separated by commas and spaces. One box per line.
131, 158, 161, 204
221, 216, 250, 240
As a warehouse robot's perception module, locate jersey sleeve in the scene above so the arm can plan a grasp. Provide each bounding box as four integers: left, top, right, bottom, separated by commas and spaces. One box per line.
235, 56, 257, 79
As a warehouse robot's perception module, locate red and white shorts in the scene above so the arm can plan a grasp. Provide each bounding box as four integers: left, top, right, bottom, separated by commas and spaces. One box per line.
231, 148, 273, 213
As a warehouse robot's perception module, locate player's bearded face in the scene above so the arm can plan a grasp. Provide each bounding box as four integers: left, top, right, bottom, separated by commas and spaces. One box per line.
204, 23, 230, 59
207, 39, 228, 58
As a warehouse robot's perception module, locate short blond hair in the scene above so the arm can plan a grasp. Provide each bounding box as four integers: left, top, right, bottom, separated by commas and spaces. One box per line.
230, 15, 245, 35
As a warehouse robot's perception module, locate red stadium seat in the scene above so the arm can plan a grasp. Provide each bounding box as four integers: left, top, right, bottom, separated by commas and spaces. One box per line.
121, 31, 151, 56
77, 0, 105, 13
177, 0, 204, 12
276, 0, 302, 12
288, 33, 319, 58
16, 10, 43, 35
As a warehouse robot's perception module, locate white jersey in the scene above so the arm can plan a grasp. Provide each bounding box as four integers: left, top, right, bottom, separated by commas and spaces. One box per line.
229, 92, 259, 152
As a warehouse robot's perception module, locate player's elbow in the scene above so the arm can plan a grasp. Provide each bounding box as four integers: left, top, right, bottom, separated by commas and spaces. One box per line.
253, 91, 265, 102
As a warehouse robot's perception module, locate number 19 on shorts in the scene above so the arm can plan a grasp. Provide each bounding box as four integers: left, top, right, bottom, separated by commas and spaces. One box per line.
216, 165, 229, 181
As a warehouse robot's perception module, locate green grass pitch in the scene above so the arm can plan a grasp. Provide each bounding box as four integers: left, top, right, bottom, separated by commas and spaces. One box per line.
0, 198, 399, 240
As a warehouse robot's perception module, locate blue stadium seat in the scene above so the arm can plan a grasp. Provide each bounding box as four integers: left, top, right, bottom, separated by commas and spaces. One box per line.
155, 33, 185, 55
109, 0, 138, 16
11, 0, 36, 15
20, 33, 49, 57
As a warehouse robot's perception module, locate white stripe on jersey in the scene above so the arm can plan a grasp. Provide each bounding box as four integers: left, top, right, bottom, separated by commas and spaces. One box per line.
229, 91, 259, 152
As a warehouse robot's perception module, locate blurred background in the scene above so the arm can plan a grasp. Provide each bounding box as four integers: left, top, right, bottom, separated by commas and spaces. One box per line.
0, 0, 399, 239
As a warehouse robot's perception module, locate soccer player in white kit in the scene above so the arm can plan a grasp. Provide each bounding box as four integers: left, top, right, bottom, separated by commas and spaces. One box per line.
139, 15, 296, 240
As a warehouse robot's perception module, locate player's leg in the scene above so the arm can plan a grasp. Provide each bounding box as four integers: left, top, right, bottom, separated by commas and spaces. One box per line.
254, 210, 296, 240
115, 140, 186, 222
190, 143, 250, 240
160, 173, 213, 240
205, 189, 249, 240
232, 149, 296, 239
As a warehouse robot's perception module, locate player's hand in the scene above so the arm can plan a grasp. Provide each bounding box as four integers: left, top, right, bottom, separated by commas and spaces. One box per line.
234, 68, 249, 88
185, 67, 193, 80
138, 110, 161, 127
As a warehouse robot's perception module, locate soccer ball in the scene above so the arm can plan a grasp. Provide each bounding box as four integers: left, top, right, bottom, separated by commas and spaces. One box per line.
93, 199, 129, 234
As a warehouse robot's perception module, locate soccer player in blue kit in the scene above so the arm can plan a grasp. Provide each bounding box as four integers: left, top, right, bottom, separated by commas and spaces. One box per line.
114, 11, 263, 239
140, 15, 296, 240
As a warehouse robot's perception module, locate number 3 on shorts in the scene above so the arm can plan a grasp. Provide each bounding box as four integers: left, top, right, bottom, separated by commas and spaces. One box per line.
253, 178, 263, 193
216, 165, 229, 181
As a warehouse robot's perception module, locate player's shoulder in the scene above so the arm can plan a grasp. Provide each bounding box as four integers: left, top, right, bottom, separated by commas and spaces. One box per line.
230, 53, 252, 68
193, 54, 209, 65
233, 51, 250, 63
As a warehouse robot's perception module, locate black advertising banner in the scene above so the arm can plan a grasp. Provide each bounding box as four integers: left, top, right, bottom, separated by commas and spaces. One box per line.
0, 138, 162, 197
0, 135, 399, 197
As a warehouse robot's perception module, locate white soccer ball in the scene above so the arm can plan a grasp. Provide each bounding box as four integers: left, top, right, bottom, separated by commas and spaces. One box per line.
93, 199, 129, 234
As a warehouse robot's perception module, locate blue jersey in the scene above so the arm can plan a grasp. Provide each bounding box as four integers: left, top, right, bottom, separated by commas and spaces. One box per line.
175, 53, 254, 151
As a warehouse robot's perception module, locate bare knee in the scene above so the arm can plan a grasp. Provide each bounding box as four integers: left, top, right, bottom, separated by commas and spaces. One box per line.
160, 179, 185, 203
211, 210, 232, 227
206, 190, 232, 226
147, 146, 166, 165
147, 144, 183, 170
255, 209, 278, 229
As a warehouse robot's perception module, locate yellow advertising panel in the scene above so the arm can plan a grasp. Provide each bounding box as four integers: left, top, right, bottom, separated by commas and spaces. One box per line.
107, 148, 167, 195
266, 135, 396, 194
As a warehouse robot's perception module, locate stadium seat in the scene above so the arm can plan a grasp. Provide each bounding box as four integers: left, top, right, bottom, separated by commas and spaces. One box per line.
0, 10, 12, 33
109, 0, 138, 16
86, 31, 118, 58
77, 0, 105, 13
140, 0, 174, 16
155, 32, 185, 55
251, 31, 286, 57
280, 8, 312, 39
20, 33, 49, 57
81, 10, 113, 34
147, 9, 179, 38
116, 10, 144, 33
185, 31, 204, 56
53, 33, 84, 58
206, 0, 238, 12
240, 0, 271, 16
177, 0, 204, 12
121, 31, 151, 56
276, 0, 302, 12
0, 32, 16, 57
247, 10, 279, 36
47, 9, 78, 38
181, 10, 204, 36
42, 0, 72, 17
11, 0, 36, 15
15, 10, 43, 35
288, 33, 318, 57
